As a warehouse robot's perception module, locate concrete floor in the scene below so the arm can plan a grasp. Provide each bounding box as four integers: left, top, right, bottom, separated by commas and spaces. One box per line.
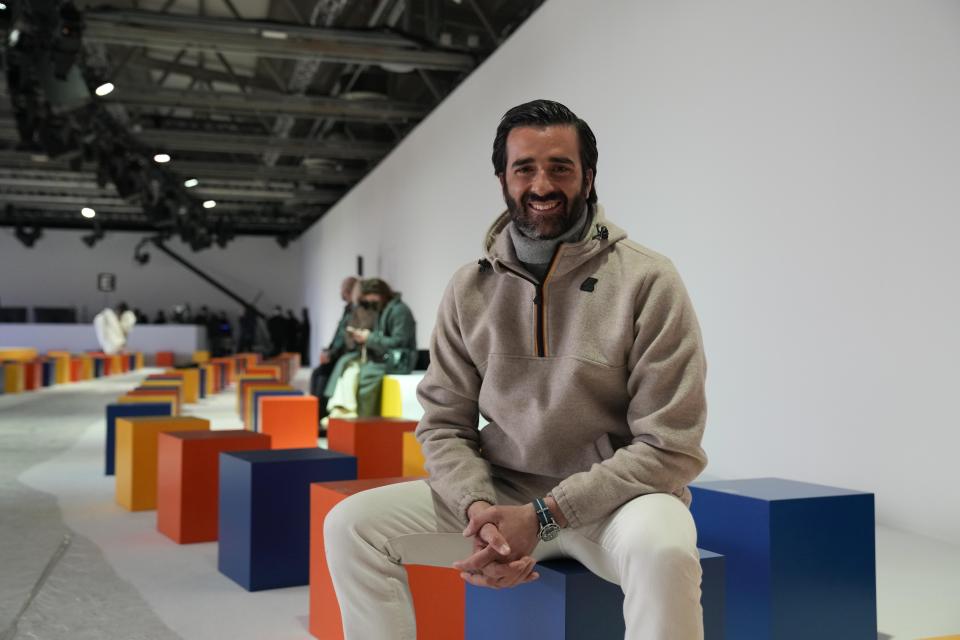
1, 370, 958, 639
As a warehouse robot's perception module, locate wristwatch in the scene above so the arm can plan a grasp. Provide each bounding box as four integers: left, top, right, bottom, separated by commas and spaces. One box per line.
533, 497, 561, 542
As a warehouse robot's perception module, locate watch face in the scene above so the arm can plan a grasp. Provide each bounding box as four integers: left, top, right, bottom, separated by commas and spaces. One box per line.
539, 522, 561, 542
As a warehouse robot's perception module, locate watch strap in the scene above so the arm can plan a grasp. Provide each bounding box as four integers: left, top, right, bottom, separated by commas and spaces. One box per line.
533, 497, 553, 528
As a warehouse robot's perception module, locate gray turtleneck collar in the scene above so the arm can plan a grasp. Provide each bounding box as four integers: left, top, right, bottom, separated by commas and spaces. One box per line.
507, 204, 590, 281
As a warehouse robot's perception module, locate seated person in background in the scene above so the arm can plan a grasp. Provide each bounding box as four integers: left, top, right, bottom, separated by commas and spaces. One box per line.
312, 276, 359, 415
324, 278, 417, 419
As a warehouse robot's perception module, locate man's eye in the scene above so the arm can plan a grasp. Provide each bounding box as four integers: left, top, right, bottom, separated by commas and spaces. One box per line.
516, 166, 533, 174
552, 166, 570, 174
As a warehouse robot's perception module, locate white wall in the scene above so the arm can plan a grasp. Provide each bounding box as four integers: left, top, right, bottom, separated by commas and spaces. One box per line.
300, 0, 960, 544
0, 229, 304, 322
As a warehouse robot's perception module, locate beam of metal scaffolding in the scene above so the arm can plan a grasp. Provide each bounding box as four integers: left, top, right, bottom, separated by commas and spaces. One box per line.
84, 10, 475, 71
101, 86, 429, 121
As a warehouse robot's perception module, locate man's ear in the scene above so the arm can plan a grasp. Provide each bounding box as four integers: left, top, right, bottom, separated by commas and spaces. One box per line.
584, 169, 595, 197
497, 173, 506, 189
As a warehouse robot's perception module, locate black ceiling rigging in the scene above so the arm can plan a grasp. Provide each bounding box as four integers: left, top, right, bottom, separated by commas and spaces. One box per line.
1, 0, 544, 247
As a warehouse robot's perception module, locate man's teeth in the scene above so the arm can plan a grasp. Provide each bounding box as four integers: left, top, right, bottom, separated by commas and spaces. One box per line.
529, 201, 560, 211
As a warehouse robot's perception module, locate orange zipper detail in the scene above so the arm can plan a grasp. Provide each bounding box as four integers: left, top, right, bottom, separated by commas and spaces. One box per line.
537, 248, 563, 357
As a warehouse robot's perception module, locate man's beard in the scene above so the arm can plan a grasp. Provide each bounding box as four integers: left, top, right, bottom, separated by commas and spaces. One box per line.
504, 184, 588, 240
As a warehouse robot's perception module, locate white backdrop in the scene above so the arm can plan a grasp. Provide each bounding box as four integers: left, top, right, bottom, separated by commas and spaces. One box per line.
303, 0, 960, 543
0, 229, 304, 322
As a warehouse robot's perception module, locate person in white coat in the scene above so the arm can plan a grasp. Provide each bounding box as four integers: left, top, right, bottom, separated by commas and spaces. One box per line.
94, 302, 137, 354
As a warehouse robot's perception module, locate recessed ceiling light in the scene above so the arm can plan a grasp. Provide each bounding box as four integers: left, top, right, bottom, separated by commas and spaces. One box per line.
95, 82, 115, 97
153, 153, 171, 163
184, 178, 199, 188
203, 200, 216, 209
261, 30, 288, 40
81, 207, 96, 218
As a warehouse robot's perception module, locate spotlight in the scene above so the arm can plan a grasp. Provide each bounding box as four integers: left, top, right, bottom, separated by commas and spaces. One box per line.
81, 207, 95, 218
95, 82, 115, 97
15, 226, 43, 248
133, 238, 151, 265
153, 153, 171, 163
81, 223, 104, 247
183, 178, 199, 188
0, 3, 8, 10
202, 200, 216, 209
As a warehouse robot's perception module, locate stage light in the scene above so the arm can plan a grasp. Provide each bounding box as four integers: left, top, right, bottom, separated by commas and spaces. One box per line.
95, 82, 114, 97
15, 226, 42, 248
81, 207, 95, 218
184, 178, 199, 188
0, 3, 8, 10
203, 200, 216, 209
82, 222, 104, 247
153, 153, 171, 163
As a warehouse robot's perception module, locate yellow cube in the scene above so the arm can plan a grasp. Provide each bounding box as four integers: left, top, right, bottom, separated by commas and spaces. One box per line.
115, 416, 210, 511
401, 431, 427, 477
3, 362, 25, 394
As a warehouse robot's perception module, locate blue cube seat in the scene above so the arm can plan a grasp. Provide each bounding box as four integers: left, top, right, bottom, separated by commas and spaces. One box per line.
218, 447, 357, 591
690, 477, 876, 640
104, 402, 173, 475
465, 549, 725, 639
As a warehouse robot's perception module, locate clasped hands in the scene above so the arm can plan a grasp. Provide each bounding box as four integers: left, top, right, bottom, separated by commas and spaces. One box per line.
452, 501, 541, 590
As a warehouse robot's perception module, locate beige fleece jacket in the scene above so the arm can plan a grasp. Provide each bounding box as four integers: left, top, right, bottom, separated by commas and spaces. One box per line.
415, 205, 707, 528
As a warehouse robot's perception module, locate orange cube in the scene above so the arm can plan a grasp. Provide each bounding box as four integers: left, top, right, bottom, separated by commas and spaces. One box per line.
157, 430, 271, 543
309, 478, 463, 640
327, 418, 419, 479
70, 357, 83, 382
23, 360, 39, 391
115, 416, 209, 511
259, 396, 318, 449
155, 351, 175, 367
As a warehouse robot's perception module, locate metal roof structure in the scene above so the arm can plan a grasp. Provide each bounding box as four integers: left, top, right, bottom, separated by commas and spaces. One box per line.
0, 0, 543, 246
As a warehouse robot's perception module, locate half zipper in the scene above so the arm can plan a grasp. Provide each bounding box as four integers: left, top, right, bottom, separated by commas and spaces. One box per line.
537, 248, 563, 357
497, 263, 546, 357
495, 248, 563, 357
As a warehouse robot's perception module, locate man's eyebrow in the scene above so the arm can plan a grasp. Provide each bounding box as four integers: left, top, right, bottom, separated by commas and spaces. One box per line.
510, 156, 575, 168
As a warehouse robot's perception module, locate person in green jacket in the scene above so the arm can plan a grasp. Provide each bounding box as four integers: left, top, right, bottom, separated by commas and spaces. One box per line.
324, 277, 417, 418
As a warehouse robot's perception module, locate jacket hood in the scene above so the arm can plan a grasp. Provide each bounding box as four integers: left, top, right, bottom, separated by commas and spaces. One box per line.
481, 204, 628, 280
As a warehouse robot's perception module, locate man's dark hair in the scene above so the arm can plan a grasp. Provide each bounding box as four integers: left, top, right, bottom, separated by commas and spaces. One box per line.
492, 99, 598, 204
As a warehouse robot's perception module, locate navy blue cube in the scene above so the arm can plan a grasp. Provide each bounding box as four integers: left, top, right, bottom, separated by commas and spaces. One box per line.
41, 360, 55, 387
251, 389, 303, 432
93, 358, 104, 378
104, 402, 173, 475
465, 550, 724, 639
218, 448, 356, 591
690, 478, 876, 640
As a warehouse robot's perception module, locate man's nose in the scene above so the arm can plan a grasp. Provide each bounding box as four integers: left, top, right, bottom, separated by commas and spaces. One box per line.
530, 169, 554, 195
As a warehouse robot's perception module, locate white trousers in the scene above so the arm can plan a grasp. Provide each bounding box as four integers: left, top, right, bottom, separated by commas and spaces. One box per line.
324, 480, 703, 640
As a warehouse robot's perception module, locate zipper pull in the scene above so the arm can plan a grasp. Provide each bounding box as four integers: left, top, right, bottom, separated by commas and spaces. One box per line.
533, 292, 541, 305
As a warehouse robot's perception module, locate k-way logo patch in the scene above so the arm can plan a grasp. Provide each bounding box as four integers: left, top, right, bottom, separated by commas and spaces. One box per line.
580, 277, 598, 292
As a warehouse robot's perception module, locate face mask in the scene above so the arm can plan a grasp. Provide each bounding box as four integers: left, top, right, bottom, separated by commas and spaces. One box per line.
359, 300, 381, 311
